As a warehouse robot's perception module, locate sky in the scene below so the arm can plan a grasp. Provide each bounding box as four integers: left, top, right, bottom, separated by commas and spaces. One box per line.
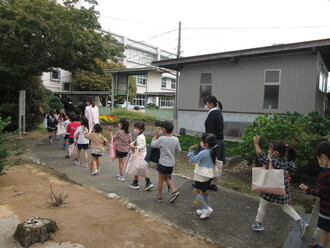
90, 0, 330, 57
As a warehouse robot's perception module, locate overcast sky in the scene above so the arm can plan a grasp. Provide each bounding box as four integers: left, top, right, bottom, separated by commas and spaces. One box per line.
93, 0, 330, 57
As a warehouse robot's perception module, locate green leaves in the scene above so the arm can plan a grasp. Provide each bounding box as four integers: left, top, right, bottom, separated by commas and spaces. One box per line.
0, 0, 124, 88
238, 111, 330, 178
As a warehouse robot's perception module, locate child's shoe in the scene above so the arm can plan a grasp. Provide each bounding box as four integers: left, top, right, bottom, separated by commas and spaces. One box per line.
298, 220, 308, 238
117, 175, 125, 181
200, 207, 213, 219
129, 180, 140, 189
74, 159, 80, 166
153, 195, 163, 203
81, 161, 88, 167
144, 182, 154, 191
97, 167, 100, 172
169, 191, 180, 203
91, 168, 99, 175
251, 220, 264, 231
65, 155, 70, 159
196, 209, 207, 216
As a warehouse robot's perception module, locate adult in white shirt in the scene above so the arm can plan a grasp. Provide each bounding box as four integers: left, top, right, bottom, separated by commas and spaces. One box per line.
84, 98, 99, 133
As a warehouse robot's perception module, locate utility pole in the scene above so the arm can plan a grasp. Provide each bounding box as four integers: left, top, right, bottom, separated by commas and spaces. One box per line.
173, 21, 181, 133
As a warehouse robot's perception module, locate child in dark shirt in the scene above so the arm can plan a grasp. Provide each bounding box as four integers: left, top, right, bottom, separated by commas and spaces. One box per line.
300, 141, 330, 248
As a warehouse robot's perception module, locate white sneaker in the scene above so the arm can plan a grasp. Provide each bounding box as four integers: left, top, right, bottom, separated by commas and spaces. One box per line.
200, 207, 213, 219
196, 209, 207, 216
117, 175, 125, 181
92, 169, 99, 175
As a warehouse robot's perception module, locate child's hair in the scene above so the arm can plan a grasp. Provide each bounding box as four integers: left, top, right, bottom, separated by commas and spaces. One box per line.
49, 110, 54, 116
160, 120, 174, 134
93, 124, 102, 133
75, 108, 82, 117
314, 141, 330, 158
204, 95, 223, 111
55, 109, 61, 115
69, 113, 78, 122
270, 142, 297, 161
119, 118, 129, 134
202, 133, 217, 164
80, 116, 89, 132
134, 121, 145, 134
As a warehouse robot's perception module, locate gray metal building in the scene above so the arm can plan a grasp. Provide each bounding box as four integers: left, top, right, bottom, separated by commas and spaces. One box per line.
152, 39, 330, 137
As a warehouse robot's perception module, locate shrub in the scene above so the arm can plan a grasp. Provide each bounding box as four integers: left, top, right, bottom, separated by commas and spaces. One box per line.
0, 117, 11, 174
236, 111, 330, 180
134, 106, 140, 111
111, 109, 156, 121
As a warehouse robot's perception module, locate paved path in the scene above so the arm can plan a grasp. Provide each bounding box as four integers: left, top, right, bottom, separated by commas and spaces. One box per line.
29, 138, 300, 248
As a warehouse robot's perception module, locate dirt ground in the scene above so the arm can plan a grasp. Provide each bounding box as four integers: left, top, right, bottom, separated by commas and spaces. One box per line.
0, 163, 220, 248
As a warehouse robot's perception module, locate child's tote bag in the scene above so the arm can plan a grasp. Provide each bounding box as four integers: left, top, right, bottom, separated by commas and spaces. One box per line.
251, 159, 285, 195
124, 151, 147, 177
68, 143, 77, 156
109, 137, 117, 162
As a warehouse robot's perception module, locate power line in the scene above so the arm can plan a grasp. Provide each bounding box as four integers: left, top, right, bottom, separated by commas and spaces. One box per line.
183, 25, 330, 30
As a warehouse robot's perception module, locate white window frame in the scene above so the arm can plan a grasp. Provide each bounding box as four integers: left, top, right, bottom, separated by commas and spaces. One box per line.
133, 94, 146, 107
171, 79, 176, 90
134, 75, 147, 86
199, 72, 212, 108
160, 96, 174, 108
161, 78, 167, 88
263, 69, 281, 109
50, 69, 61, 82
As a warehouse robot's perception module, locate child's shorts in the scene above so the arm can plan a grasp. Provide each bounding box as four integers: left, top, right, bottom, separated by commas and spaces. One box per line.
318, 216, 330, 232
91, 154, 103, 157
47, 127, 56, 132
68, 138, 74, 144
77, 144, 89, 150
157, 164, 173, 175
116, 150, 128, 158
194, 179, 212, 193
64, 134, 69, 140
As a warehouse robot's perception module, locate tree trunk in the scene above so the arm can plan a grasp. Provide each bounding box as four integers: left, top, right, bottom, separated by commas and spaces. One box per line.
14, 216, 58, 247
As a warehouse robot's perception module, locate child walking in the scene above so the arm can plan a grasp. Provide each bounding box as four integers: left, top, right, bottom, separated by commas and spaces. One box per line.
73, 116, 89, 167
85, 124, 108, 175
300, 141, 330, 248
65, 113, 80, 159
188, 133, 218, 219
62, 112, 71, 150
128, 121, 154, 191
46, 110, 57, 143
251, 135, 308, 237
108, 118, 132, 181
151, 120, 181, 203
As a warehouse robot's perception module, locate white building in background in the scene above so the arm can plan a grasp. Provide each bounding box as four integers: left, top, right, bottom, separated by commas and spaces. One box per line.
42, 29, 177, 109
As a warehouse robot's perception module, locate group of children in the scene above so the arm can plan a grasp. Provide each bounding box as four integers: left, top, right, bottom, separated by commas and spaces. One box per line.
46, 111, 330, 246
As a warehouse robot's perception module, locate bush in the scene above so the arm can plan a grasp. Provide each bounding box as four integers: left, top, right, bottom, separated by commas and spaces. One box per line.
0, 117, 11, 174
0, 75, 48, 131
236, 111, 330, 180
111, 109, 156, 122
147, 103, 159, 109
134, 106, 140, 111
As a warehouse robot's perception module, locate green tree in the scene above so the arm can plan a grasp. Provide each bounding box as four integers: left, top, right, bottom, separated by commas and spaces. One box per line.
0, 0, 124, 89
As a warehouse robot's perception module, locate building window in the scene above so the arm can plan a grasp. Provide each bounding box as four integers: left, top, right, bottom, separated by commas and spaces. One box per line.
171, 79, 176, 89
199, 73, 212, 107
319, 72, 328, 93
263, 69, 280, 109
134, 75, 147, 86
133, 94, 146, 106
126, 48, 155, 65
161, 78, 167, 88
50, 69, 60, 82
63, 82, 71, 91
160, 96, 174, 108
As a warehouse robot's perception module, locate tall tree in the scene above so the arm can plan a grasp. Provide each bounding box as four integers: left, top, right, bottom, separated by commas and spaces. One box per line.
0, 0, 124, 89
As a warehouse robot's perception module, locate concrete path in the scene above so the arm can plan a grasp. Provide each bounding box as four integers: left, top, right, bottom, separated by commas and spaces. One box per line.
29, 138, 299, 248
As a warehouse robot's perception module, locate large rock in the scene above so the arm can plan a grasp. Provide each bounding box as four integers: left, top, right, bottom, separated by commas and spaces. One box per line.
14, 216, 58, 247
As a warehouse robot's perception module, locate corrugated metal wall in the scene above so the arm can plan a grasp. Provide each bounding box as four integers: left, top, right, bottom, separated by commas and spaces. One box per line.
178, 51, 320, 115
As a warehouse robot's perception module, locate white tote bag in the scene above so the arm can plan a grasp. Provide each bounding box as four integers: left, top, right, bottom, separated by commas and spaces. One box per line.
251, 160, 285, 195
